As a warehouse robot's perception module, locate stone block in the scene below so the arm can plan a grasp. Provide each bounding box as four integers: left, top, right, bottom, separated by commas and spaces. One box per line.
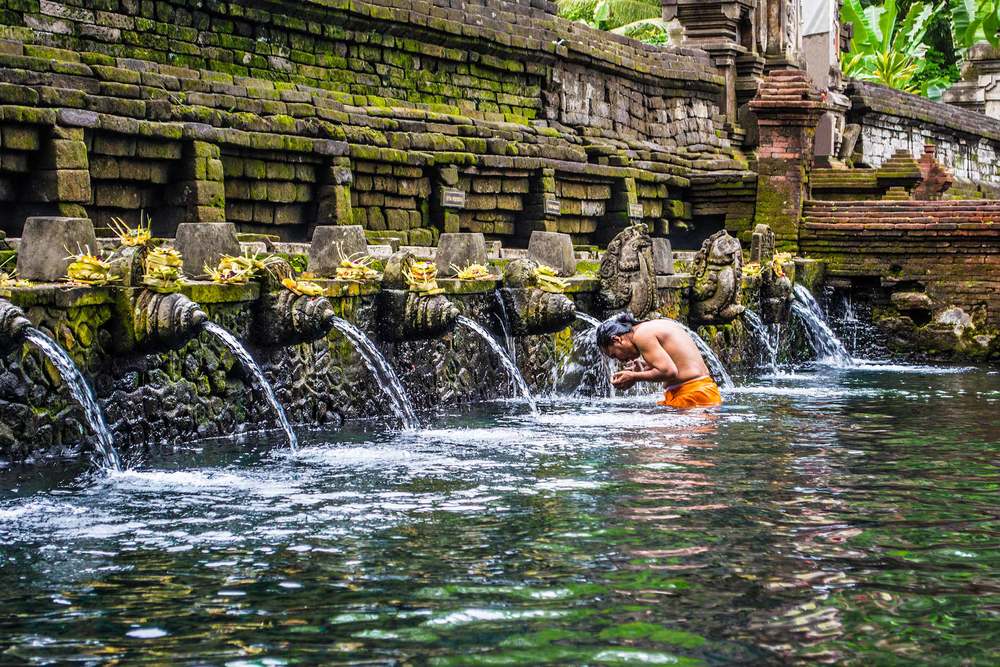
308, 225, 368, 276
652, 237, 673, 275
435, 232, 486, 275
527, 231, 576, 276
19, 216, 97, 281
174, 222, 240, 277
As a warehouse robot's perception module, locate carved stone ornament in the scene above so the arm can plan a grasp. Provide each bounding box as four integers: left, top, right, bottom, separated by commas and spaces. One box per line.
598, 224, 659, 318
0, 298, 32, 351
377, 250, 459, 341
690, 230, 745, 325
499, 259, 577, 336
751, 224, 792, 323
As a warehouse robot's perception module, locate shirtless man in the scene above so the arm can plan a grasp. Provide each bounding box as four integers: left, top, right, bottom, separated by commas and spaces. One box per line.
596, 313, 722, 408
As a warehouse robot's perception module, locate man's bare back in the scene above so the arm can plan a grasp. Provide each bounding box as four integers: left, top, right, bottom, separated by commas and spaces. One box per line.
598, 317, 710, 391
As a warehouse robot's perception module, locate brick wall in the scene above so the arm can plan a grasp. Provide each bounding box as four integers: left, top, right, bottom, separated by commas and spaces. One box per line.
800, 200, 1000, 326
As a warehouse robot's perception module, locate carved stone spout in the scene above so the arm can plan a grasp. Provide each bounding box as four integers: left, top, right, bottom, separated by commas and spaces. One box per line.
249, 256, 338, 346
129, 289, 208, 349
751, 224, 793, 323
498, 259, 576, 336
252, 289, 337, 346
690, 230, 745, 325
598, 225, 659, 318
376, 250, 459, 341
0, 298, 32, 351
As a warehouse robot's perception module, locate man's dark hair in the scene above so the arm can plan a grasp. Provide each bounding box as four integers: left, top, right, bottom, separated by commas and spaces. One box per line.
596, 312, 639, 348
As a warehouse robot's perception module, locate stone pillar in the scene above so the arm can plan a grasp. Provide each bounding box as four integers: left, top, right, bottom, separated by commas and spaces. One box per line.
519, 168, 560, 241
432, 165, 466, 236
663, 0, 761, 132
598, 177, 641, 244
942, 42, 1000, 119
26, 126, 91, 221
750, 68, 828, 251
166, 140, 226, 229
314, 158, 354, 229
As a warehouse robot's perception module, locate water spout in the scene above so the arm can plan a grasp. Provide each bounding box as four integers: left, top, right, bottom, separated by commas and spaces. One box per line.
494, 290, 516, 363
200, 321, 298, 449
329, 317, 420, 430
457, 316, 537, 414
791, 284, 853, 366
675, 321, 734, 389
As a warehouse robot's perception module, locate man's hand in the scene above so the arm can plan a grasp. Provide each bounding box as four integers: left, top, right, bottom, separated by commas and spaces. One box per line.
611, 370, 638, 390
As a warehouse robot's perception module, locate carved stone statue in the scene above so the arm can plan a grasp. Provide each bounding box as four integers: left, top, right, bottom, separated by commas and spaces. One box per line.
751, 224, 792, 323
690, 230, 745, 325
499, 258, 576, 336
598, 225, 659, 318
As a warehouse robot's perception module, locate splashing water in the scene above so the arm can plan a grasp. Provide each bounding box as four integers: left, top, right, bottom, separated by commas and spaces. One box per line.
674, 321, 735, 389
23, 328, 122, 471
457, 316, 537, 414
570, 312, 615, 397
742, 309, 778, 374
791, 284, 853, 366
201, 322, 298, 449
330, 317, 420, 430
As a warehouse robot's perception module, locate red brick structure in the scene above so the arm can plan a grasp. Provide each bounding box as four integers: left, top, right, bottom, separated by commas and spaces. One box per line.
749, 69, 830, 251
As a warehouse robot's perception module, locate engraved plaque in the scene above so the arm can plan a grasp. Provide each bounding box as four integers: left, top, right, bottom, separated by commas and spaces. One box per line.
441, 188, 466, 209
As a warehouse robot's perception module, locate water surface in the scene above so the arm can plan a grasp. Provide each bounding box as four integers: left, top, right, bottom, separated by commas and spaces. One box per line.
1, 365, 997, 665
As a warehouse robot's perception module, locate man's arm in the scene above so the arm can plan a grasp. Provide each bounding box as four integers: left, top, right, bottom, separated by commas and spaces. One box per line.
628, 332, 679, 384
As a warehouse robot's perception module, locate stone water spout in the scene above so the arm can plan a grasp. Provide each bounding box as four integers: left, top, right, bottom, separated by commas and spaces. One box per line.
250, 258, 337, 346
376, 250, 459, 342
0, 298, 32, 351
498, 259, 576, 336
128, 289, 209, 350
750, 224, 793, 324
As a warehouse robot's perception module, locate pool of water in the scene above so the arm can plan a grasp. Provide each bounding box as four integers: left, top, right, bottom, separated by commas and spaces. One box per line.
1, 365, 998, 665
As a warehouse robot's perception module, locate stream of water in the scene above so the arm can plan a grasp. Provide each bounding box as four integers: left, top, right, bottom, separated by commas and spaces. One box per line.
22, 328, 122, 472
201, 322, 298, 449
792, 285, 854, 366
675, 321, 735, 389
1, 364, 995, 664
457, 315, 538, 415
743, 309, 779, 374
330, 317, 420, 430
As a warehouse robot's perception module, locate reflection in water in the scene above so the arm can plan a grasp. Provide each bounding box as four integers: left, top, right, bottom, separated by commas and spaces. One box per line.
0, 367, 997, 664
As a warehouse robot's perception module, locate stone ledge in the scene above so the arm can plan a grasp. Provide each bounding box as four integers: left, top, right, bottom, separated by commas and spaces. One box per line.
180, 281, 260, 304
0, 283, 115, 308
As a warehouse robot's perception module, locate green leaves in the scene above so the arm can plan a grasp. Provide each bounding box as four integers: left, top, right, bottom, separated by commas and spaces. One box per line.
949, 0, 1000, 50
840, 0, 945, 94
556, 0, 669, 44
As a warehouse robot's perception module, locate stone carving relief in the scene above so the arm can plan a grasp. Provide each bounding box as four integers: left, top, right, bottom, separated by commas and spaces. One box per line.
690, 230, 745, 325
499, 259, 576, 336
750, 223, 793, 323
598, 224, 659, 318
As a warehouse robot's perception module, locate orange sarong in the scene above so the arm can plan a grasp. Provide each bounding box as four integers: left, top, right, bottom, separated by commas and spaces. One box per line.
657, 376, 722, 409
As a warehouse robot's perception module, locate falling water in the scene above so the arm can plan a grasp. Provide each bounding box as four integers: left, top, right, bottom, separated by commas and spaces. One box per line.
330, 317, 420, 430
571, 312, 615, 397
742, 309, 778, 374
22, 328, 122, 470
201, 322, 298, 449
493, 291, 516, 363
675, 321, 735, 389
457, 315, 538, 414
791, 284, 853, 366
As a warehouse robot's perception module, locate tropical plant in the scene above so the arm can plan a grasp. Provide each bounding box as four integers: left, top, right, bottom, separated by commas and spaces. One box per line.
557, 0, 671, 44
841, 0, 946, 94
949, 0, 1000, 50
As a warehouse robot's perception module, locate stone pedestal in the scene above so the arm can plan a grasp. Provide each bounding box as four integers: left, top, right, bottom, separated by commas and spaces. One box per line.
435, 232, 486, 276
174, 222, 240, 278
309, 225, 368, 276
652, 237, 674, 275
18, 216, 97, 281
527, 231, 576, 276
